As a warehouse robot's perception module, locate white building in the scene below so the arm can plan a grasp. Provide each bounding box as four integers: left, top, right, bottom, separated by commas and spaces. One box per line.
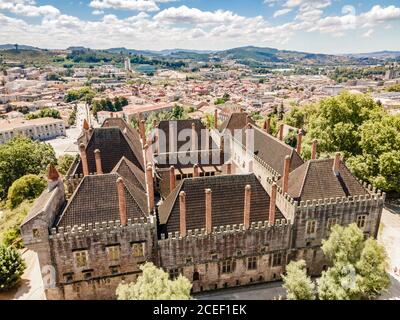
124, 58, 132, 71
0, 117, 66, 144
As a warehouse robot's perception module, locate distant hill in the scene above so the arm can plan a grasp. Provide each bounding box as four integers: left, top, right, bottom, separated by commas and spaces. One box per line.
0, 44, 40, 51
346, 51, 400, 59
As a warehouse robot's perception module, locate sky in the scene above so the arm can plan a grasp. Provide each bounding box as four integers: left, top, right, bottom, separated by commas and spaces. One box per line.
0, 0, 399, 53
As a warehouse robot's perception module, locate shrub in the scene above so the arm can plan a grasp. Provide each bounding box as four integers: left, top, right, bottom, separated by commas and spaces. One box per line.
0, 244, 26, 291
6, 174, 46, 209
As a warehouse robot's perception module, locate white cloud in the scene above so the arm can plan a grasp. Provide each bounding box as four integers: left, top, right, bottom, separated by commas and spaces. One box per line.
92, 9, 105, 15
0, 0, 60, 17
273, 8, 292, 18
89, 0, 160, 12
363, 29, 374, 38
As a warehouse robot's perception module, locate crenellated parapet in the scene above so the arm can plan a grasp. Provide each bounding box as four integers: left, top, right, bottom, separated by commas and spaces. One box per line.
49, 217, 156, 243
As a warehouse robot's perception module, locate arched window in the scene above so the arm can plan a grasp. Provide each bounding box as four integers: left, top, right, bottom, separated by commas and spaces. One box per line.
193, 271, 200, 281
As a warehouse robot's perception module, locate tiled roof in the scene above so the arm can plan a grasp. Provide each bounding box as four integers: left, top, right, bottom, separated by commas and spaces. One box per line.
158, 174, 283, 233
277, 158, 369, 202
56, 173, 148, 228
111, 157, 146, 192
219, 112, 254, 134
71, 127, 144, 176
240, 124, 304, 176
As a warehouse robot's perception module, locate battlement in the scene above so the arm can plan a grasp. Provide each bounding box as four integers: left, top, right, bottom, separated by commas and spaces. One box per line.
49, 216, 156, 242
159, 218, 292, 242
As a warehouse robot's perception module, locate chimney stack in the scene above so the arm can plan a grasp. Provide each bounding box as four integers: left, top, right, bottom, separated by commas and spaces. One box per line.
94, 149, 103, 175
214, 109, 218, 129
226, 162, 232, 175
110, 112, 113, 118
243, 185, 251, 230
296, 130, 303, 154
47, 163, 60, 191
79, 143, 89, 176
263, 118, 270, 134
269, 183, 277, 225
179, 191, 187, 237
193, 164, 199, 177
139, 119, 146, 143
83, 119, 89, 131
191, 122, 197, 151
205, 189, 212, 234
220, 136, 225, 155
116, 177, 127, 226
311, 139, 318, 160
104, 120, 109, 127
169, 166, 176, 192
146, 165, 155, 213
278, 123, 284, 141
282, 155, 291, 194
333, 152, 341, 176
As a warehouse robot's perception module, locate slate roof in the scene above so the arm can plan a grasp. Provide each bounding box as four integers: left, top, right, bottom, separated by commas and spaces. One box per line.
56, 173, 148, 228
219, 112, 254, 134
158, 174, 283, 233
157, 119, 217, 153
277, 158, 369, 202
111, 157, 146, 192
71, 127, 144, 176
240, 124, 304, 176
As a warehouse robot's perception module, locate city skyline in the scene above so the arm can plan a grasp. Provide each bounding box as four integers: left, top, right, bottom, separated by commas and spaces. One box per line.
0, 0, 399, 54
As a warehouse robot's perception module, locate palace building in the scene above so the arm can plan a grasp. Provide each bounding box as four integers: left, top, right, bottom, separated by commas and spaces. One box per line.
21, 113, 385, 299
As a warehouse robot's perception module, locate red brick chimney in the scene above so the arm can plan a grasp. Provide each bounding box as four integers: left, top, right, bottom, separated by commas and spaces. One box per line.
282, 155, 291, 194
79, 143, 89, 176
110, 112, 113, 118
214, 109, 218, 129
220, 136, 225, 155
104, 120, 109, 127
226, 162, 232, 175
169, 166, 176, 192
243, 184, 251, 230
333, 152, 341, 176
278, 123, 284, 141
83, 119, 89, 131
269, 183, 277, 225
94, 149, 103, 175
311, 139, 318, 160
139, 119, 146, 142
193, 164, 199, 177
296, 130, 303, 154
191, 122, 197, 151
205, 188, 212, 234
263, 118, 270, 134
179, 191, 186, 237
116, 177, 127, 226
47, 163, 60, 191
146, 165, 155, 213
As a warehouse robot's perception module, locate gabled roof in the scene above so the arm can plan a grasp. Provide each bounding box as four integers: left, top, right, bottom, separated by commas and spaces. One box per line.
219, 112, 254, 134
277, 158, 369, 202
101, 118, 145, 169
56, 173, 148, 228
241, 124, 304, 176
111, 156, 146, 192
158, 174, 283, 233
71, 127, 144, 176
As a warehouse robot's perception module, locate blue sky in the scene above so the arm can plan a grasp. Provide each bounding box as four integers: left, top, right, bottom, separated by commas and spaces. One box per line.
0, 0, 399, 53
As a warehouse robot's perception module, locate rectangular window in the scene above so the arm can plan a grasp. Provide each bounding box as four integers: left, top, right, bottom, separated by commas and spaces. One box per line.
327, 218, 337, 231
272, 252, 282, 267
169, 268, 180, 280
357, 215, 367, 229
132, 242, 145, 257
247, 256, 257, 270
74, 250, 88, 268
106, 245, 120, 261
221, 259, 233, 274
306, 220, 317, 235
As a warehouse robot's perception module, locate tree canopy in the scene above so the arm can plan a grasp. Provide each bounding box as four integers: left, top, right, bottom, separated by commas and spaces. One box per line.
282, 260, 316, 300
0, 244, 26, 291
284, 92, 400, 192
25, 108, 61, 120
6, 174, 46, 209
0, 136, 56, 199
116, 262, 192, 300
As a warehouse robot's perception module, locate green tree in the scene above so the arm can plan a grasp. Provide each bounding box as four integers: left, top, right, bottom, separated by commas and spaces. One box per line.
282, 260, 316, 300
25, 108, 61, 120
203, 113, 215, 129
284, 106, 306, 129
0, 244, 26, 291
0, 137, 56, 199
57, 154, 75, 176
317, 224, 389, 300
6, 174, 46, 209
116, 262, 192, 300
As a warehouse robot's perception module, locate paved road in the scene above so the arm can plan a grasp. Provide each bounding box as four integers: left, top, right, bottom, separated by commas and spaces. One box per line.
45, 103, 98, 157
